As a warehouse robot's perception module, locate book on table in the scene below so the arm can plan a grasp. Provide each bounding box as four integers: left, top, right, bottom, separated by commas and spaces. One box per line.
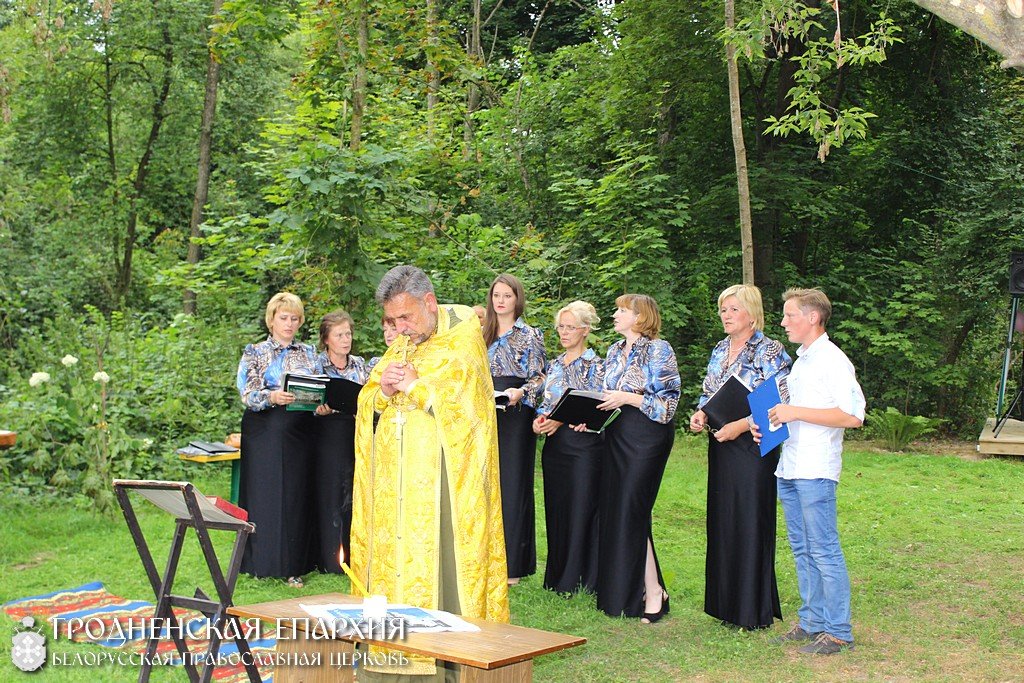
547, 389, 621, 434
177, 440, 239, 457
187, 440, 238, 454
701, 374, 752, 431
283, 373, 363, 415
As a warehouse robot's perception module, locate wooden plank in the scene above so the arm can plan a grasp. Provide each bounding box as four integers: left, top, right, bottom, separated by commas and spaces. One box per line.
229, 593, 585, 671
274, 634, 354, 683
977, 417, 1024, 456
179, 451, 240, 463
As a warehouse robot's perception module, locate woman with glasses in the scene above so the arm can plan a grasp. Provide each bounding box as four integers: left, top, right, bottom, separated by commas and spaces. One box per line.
312, 310, 368, 575
595, 294, 680, 622
532, 301, 604, 595
689, 284, 791, 630
483, 273, 546, 585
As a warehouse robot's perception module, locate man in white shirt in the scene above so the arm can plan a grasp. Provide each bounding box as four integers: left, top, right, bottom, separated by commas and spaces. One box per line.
761, 288, 865, 655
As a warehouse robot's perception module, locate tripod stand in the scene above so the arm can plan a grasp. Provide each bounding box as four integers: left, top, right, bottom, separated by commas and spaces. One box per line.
993, 295, 1023, 437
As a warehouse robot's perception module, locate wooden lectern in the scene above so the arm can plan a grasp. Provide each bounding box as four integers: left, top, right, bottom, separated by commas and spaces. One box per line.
113, 479, 262, 683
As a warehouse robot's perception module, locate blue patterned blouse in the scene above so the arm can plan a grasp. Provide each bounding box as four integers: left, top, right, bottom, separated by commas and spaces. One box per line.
487, 317, 547, 408
366, 356, 383, 373
696, 330, 792, 409
603, 336, 680, 424
537, 348, 605, 417
316, 351, 368, 383
236, 336, 319, 411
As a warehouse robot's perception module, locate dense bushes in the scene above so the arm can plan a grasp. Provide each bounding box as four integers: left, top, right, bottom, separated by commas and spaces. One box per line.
0, 309, 252, 512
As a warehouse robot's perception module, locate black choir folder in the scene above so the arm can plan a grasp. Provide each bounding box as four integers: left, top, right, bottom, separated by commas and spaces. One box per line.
702, 374, 752, 430
547, 389, 621, 433
283, 373, 362, 415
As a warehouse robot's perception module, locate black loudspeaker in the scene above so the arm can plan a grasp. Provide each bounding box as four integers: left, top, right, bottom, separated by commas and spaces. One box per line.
1012, 252, 1024, 295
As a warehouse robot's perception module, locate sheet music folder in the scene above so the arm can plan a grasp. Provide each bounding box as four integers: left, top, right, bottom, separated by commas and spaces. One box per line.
283, 373, 362, 415
702, 374, 752, 430
747, 375, 790, 456
547, 389, 620, 433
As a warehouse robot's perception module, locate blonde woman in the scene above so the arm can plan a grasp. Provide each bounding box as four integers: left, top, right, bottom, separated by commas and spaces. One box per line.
236, 292, 319, 587
532, 301, 604, 594
690, 284, 791, 630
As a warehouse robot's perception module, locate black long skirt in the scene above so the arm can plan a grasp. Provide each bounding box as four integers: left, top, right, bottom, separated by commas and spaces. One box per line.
311, 412, 356, 574
541, 427, 603, 594
238, 407, 316, 578
704, 434, 783, 629
494, 376, 537, 579
597, 406, 674, 617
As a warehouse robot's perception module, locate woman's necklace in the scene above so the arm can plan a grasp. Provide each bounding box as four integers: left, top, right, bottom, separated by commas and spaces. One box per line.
726, 336, 750, 366
329, 351, 348, 370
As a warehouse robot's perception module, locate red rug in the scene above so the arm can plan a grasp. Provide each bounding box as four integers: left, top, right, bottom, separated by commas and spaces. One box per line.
4, 582, 276, 681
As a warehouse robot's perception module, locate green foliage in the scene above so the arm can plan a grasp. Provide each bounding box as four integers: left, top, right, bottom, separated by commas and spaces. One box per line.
3, 0, 1024, 488
724, 1, 902, 160
0, 309, 248, 511
866, 406, 942, 451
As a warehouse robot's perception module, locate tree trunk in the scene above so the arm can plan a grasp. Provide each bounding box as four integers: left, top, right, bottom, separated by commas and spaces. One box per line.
725, 0, 755, 284
426, 0, 439, 141
909, 0, 1024, 69
184, 0, 224, 315
350, 0, 369, 151
463, 0, 482, 160
114, 1, 174, 303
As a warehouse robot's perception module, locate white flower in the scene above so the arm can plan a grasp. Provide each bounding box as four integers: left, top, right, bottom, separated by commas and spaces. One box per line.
93, 371, 110, 384
29, 372, 51, 387
143, 438, 153, 447
61, 354, 79, 367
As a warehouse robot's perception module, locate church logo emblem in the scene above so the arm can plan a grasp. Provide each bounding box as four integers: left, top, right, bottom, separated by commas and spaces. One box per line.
11, 616, 46, 672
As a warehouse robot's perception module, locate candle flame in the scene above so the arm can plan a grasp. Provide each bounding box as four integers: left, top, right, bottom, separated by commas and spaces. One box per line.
337, 544, 370, 597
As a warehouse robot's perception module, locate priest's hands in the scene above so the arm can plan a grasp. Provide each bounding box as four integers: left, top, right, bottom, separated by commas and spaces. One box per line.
381, 362, 419, 397
380, 362, 406, 397
394, 362, 418, 393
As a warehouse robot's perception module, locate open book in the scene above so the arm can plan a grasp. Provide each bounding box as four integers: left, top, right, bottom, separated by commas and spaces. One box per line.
114, 480, 250, 526
283, 373, 363, 415
547, 389, 620, 433
300, 603, 479, 635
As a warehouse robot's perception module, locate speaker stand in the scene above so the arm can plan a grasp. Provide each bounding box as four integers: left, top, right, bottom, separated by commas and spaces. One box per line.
993, 295, 1023, 437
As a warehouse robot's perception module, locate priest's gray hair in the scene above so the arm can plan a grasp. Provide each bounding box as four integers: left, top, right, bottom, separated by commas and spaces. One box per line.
376, 265, 435, 305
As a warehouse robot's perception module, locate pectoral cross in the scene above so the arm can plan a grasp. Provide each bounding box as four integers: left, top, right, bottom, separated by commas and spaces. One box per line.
389, 337, 415, 439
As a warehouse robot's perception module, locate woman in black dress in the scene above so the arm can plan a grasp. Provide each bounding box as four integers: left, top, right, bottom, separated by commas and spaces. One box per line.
595, 294, 680, 622
689, 284, 791, 629
312, 310, 367, 574
236, 292, 319, 587
483, 273, 546, 584
532, 300, 604, 594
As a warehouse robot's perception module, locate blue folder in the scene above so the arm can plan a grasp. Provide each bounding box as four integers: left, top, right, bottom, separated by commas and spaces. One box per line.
747, 375, 789, 456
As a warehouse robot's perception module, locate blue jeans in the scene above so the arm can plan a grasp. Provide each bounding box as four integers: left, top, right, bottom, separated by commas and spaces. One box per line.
777, 477, 853, 642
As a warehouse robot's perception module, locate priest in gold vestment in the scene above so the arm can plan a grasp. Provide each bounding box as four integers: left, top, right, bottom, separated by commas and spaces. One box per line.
352, 265, 509, 679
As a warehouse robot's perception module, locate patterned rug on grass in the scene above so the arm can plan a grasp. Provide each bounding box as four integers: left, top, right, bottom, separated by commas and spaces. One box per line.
4, 582, 277, 682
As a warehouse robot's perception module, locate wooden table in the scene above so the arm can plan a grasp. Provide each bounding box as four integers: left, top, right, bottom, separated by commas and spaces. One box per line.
228, 593, 586, 682
178, 449, 241, 503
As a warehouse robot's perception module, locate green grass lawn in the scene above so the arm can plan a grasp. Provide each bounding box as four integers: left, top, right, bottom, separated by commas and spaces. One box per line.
2, 436, 1023, 681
